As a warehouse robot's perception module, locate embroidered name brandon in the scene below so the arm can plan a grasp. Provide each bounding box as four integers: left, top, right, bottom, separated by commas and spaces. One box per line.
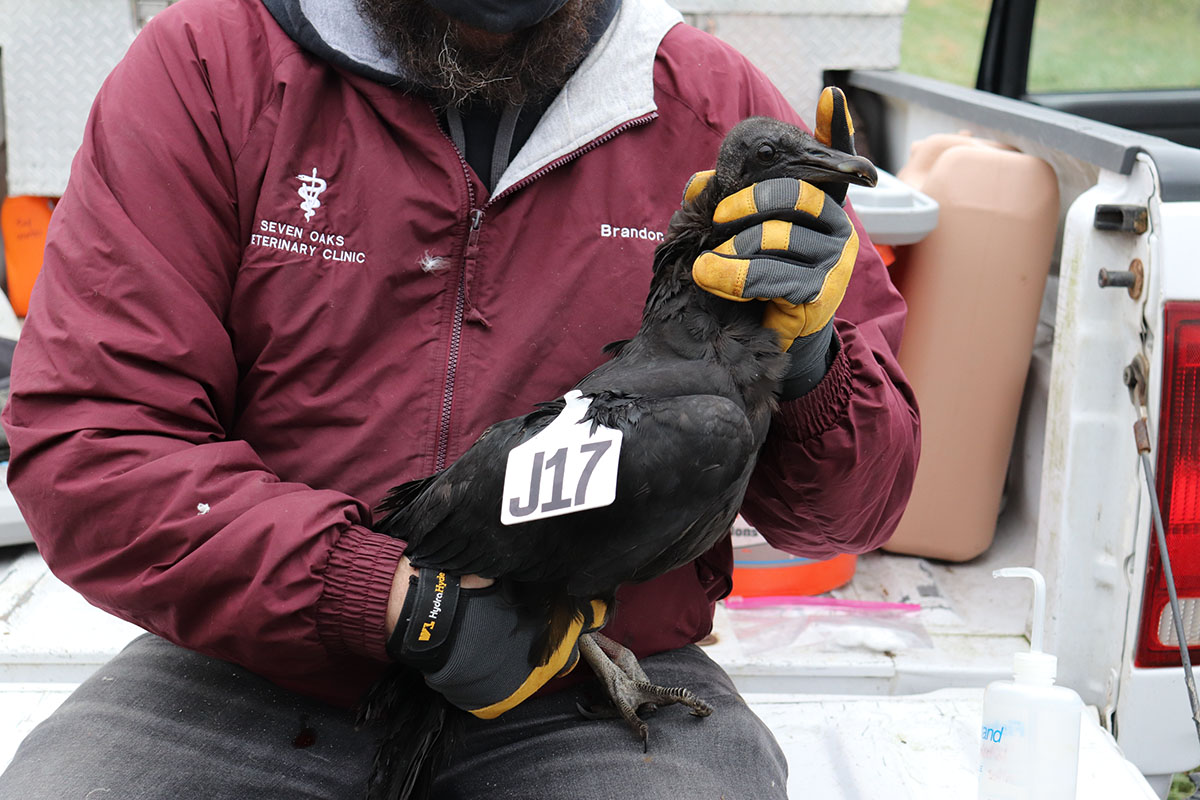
600, 223, 664, 242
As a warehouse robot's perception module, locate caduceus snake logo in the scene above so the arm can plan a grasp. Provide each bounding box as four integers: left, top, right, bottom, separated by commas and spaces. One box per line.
297, 168, 327, 221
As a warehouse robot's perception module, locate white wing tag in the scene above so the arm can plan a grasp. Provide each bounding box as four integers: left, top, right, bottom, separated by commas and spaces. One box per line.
500, 390, 623, 525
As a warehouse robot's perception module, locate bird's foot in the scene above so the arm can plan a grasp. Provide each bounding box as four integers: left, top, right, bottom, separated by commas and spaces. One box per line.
575, 632, 713, 751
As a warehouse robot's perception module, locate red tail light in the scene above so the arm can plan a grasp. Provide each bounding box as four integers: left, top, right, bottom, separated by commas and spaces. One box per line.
1137, 301, 1200, 667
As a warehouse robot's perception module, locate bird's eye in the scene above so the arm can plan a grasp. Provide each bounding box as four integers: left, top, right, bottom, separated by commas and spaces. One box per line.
755, 143, 776, 163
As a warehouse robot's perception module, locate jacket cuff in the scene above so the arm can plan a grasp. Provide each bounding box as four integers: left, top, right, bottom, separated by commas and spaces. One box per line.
316, 525, 407, 662
775, 337, 853, 441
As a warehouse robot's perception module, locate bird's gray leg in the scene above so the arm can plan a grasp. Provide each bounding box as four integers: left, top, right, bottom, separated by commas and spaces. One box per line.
575, 632, 714, 750
589, 631, 655, 684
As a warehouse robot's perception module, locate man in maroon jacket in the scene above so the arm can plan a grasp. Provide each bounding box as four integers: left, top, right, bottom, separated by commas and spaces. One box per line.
0, 0, 919, 796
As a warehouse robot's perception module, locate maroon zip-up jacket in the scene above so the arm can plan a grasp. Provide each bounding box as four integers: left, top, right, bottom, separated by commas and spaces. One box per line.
2, 0, 919, 707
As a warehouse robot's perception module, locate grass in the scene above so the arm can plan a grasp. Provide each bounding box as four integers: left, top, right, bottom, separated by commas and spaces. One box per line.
899, 0, 992, 88
899, 0, 1200, 92
1167, 769, 1199, 800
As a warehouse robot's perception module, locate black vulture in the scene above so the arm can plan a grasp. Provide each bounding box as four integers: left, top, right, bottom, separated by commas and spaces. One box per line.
361, 109, 878, 800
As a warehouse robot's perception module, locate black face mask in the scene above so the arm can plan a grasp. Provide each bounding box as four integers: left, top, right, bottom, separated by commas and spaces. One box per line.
423, 0, 571, 34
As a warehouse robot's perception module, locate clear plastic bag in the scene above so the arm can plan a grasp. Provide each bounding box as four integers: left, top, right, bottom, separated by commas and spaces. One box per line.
724, 596, 932, 656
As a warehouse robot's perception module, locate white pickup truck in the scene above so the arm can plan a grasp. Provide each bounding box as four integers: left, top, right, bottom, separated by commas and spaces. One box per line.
1, 1, 1197, 797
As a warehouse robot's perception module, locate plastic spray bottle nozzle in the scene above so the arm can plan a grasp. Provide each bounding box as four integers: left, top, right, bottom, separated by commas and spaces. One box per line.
993, 567, 1057, 684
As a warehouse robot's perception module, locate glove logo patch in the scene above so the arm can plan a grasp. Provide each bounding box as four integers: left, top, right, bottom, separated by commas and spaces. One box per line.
402, 570, 459, 662
417, 571, 450, 642
501, 391, 622, 525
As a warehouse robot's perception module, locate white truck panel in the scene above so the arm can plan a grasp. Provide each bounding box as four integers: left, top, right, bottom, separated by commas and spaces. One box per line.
1156, 201, 1200, 301
1118, 667, 1200, 778
1036, 160, 1157, 716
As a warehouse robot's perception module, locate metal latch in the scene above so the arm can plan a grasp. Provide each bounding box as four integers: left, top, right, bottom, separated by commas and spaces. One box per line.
1094, 204, 1149, 234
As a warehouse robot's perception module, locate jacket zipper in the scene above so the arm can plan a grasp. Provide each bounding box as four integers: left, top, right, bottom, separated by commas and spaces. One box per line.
434, 111, 478, 472
432, 110, 658, 470
488, 112, 658, 205
435, 206, 483, 472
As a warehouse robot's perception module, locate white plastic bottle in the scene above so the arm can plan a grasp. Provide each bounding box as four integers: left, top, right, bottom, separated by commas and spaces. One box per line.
978, 568, 1083, 800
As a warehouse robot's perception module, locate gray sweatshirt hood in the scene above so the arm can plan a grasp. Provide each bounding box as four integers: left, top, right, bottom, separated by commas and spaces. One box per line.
261, 0, 414, 83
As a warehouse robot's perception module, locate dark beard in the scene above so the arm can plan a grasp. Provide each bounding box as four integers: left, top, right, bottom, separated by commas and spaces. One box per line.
356, 0, 600, 110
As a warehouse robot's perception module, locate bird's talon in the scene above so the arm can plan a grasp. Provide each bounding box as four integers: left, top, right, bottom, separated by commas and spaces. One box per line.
577, 634, 714, 747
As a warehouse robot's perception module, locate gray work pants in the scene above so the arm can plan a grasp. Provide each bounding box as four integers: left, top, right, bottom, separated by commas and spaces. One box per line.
0, 634, 788, 799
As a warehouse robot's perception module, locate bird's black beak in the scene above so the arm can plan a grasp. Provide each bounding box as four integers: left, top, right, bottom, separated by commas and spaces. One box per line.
789, 145, 879, 189
832, 153, 878, 188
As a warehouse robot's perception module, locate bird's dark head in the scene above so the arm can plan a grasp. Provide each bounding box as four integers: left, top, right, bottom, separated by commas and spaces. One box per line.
712, 116, 878, 199
651, 115, 877, 305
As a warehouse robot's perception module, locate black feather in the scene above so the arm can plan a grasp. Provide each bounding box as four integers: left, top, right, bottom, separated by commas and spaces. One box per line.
360, 667, 459, 800
377, 474, 441, 521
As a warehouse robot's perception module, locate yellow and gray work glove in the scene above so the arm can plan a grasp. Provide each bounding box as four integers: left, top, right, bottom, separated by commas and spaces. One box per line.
386, 567, 607, 719
690, 88, 862, 397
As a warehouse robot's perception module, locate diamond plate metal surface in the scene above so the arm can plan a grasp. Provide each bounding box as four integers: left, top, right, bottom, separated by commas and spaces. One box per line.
0, 0, 139, 196
678, 10, 905, 126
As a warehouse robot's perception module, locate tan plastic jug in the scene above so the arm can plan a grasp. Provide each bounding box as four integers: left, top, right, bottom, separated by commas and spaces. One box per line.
884, 134, 1059, 561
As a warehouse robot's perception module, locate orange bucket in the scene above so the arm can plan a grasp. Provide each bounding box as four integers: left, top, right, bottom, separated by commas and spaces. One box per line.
729, 514, 857, 597
1, 196, 57, 316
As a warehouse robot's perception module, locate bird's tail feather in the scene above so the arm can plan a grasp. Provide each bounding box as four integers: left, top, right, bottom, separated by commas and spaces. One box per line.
376, 473, 441, 529
361, 665, 463, 800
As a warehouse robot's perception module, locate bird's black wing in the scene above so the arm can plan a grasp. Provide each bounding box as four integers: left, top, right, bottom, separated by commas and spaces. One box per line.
375, 399, 565, 563
561, 391, 759, 596
381, 392, 757, 596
